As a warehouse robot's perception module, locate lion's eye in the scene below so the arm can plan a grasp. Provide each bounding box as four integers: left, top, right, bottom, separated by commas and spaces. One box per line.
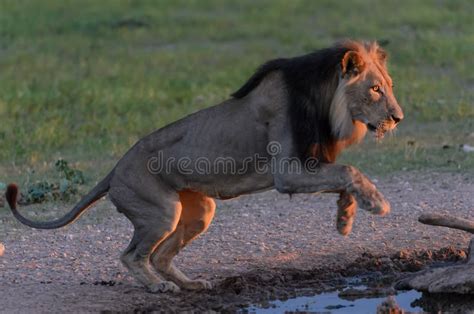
371, 85, 380, 92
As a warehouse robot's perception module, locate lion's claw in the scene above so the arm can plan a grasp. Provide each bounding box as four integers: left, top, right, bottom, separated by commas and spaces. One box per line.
337, 216, 354, 236
148, 281, 181, 293
183, 279, 213, 291
370, 197, 391, 216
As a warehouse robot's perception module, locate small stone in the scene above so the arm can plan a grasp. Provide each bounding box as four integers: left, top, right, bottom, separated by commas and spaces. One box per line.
460, 144, 474, 153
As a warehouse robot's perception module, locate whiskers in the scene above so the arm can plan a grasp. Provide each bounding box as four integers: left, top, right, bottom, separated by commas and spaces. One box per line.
375, 121, 386, 140
374, 119, 398, 141
388, 125, 398, 137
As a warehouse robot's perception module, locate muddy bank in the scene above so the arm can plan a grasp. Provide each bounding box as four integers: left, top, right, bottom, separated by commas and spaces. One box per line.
131, 247, 468, 312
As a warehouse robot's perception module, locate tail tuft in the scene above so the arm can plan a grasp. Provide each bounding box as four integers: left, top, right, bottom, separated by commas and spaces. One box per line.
5, 183, 19, 210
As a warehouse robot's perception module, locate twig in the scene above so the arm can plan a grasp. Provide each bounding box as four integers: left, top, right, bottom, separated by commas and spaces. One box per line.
418, 213, 474, 234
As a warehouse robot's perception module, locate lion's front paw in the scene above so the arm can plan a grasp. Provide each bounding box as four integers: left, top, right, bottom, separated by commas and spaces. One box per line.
336, 192, 357, 236
348, 174, 390, 216
147, 281, 181, 293
183, 279, 213, 291
337, 215, 354, 236
356, 190, 390, 216
372, 196, 391, 216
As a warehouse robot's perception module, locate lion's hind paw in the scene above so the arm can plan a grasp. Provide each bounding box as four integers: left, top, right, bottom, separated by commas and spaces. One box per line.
183, 279, 213, 291
147, 281, 181, 293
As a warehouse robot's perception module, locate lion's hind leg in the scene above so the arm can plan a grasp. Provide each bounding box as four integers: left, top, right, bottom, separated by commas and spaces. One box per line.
151, 190, 216, 290
336, 192, 357, 236
110, 186, 182, 293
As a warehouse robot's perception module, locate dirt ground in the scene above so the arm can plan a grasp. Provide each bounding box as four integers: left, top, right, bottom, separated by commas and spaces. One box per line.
0, 171, 473, 312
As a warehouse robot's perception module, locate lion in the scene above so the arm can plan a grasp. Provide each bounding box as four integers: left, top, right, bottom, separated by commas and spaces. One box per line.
6, 40, 403, 293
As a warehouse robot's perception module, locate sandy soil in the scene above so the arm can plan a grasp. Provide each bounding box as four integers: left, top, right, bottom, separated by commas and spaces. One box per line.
0, 171, 473, 312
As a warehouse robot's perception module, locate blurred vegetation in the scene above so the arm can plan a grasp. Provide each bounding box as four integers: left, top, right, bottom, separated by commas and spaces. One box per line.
0, 0, 473, 182
18, 159, 85, 204
0, 158, 85, 209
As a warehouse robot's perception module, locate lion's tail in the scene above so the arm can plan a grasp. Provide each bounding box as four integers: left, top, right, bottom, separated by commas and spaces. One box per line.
5, 170, 114, 229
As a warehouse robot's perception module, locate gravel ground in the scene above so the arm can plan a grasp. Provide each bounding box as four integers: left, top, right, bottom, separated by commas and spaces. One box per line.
0, 171, 473, 312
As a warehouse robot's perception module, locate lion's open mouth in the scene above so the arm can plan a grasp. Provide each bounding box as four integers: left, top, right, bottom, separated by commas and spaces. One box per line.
367, 123, 377, 132
366, 122, 387, 139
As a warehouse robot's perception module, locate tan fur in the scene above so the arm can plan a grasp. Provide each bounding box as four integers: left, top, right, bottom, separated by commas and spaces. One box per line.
310, 121, 367, 163
151, 191, 215, 290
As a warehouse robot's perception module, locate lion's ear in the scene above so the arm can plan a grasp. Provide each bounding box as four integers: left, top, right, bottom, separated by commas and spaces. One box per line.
341, 51, 365, 77
376, 48, 388, 65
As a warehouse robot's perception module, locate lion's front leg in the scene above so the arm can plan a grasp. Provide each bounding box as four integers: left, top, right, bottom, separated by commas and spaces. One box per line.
336, 192, 357, 236
274, 163, 390, 216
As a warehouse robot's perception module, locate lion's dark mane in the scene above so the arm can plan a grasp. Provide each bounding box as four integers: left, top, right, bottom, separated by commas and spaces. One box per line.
232, 46, 351, 162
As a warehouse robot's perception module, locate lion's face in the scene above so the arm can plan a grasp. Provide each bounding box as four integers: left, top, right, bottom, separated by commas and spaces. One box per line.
335, 46, 404, 140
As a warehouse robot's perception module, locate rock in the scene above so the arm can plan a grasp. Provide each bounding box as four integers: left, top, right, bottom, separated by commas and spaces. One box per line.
396, 238, 474, 294
460, 144, 474, 153
397, 263, 474, 294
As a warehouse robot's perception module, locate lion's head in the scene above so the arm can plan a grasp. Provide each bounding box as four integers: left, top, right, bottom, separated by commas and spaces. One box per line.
232, 40, 403, 161
331, 41, 403, 141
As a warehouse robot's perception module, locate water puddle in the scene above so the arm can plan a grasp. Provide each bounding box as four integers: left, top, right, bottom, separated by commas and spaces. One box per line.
246, 286, 423, 313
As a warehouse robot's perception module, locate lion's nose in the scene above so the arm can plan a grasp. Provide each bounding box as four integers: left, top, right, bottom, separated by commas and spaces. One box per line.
391, 114, 402, 124
389, 100, 404, 124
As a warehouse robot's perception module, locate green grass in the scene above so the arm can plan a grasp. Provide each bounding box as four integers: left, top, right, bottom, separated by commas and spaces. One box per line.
340, 120, 474, 176
0, 0, 473, 184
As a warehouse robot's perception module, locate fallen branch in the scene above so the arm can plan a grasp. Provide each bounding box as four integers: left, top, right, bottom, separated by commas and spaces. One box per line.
398, 213, 474, 294
419, 213, 474, 234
